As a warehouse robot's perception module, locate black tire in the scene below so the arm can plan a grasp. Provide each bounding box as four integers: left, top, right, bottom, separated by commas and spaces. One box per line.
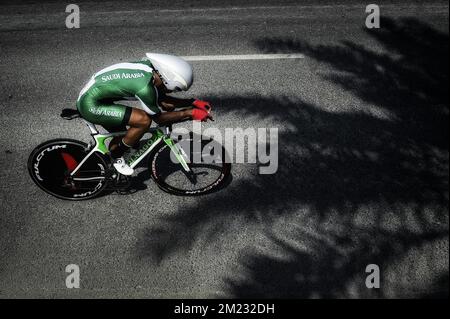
28, 139, 109, 200
149, 136, 231, 196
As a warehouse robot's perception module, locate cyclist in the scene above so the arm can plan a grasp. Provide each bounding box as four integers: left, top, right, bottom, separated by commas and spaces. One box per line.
76, 53, 212, 176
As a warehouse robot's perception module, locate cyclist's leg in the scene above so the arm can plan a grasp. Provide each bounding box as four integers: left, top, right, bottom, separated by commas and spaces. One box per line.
102, 125, 127, 152
77, 96, 131, 129
108, 109, 152, 156
103, 125, 127, 133
98, 98, 131, 151
77, 96, 151, 157
122, 108, 152, 146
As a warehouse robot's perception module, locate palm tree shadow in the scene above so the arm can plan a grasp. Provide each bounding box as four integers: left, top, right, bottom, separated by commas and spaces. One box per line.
136, 17, 448, 297
222, 227, 448, 298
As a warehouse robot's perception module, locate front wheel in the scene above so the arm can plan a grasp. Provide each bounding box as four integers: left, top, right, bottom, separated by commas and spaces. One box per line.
28, 139, 109, 200
149, 135, 231, 196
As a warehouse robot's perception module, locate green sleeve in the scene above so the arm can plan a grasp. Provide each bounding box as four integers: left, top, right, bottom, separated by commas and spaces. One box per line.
135, 84, 161, 116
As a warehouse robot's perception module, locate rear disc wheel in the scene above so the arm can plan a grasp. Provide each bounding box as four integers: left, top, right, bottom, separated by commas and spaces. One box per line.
28, 139, 108, 200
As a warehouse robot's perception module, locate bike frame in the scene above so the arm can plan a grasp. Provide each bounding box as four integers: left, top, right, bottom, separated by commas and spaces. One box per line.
70, 119, 191, 178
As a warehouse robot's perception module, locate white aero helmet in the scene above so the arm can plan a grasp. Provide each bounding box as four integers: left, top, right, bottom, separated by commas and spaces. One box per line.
145, 53, 193, 91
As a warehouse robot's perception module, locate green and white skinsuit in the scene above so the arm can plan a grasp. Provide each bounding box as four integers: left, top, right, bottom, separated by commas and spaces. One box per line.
76, 60, 161, 130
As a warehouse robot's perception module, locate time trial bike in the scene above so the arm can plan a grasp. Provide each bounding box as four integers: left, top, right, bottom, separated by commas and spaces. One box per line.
28, 108, 231, 200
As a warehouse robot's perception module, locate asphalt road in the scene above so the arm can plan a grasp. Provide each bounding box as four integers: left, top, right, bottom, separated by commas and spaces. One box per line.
0, 0, 448, 298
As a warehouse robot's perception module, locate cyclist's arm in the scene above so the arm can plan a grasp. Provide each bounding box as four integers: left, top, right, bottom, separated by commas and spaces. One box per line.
153, 109, 193, 125
135, 85, 162, 116
159, 94, 194, 111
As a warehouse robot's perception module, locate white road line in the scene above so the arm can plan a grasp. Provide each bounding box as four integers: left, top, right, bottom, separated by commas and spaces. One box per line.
91, 4, 449, 16
182, 54, 305, 61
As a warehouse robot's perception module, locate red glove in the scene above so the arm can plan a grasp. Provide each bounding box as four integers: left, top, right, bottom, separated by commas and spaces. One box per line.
192, 99, 212, 112
192, 108, 210, 121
